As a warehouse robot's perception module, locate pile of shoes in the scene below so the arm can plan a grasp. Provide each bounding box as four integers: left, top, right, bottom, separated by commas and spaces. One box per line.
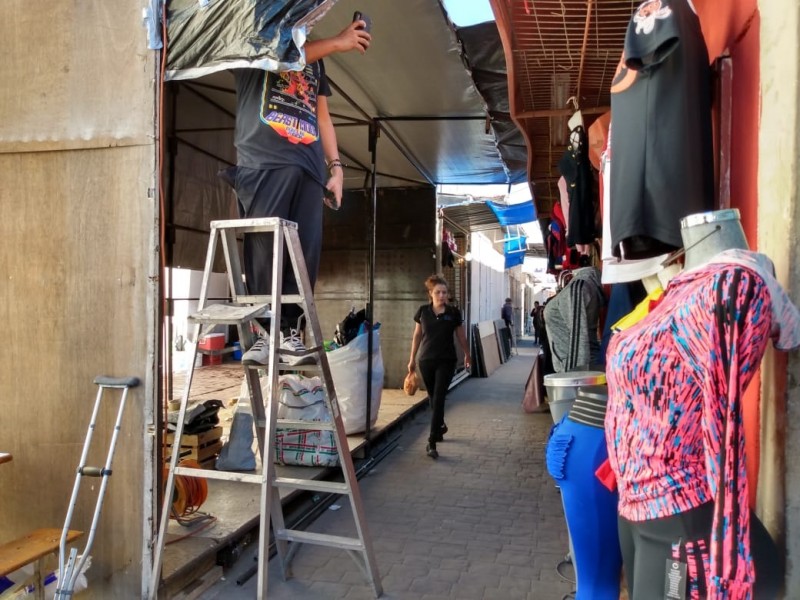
241, 329, 315, 366
166, 399, 223, 434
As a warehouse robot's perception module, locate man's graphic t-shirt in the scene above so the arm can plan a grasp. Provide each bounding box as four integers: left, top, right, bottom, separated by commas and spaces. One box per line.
234, 61, 331, 185
262, 68, 320, 145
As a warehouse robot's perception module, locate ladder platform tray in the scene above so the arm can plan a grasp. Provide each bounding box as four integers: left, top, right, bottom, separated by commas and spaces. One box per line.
189, 303, 270, 325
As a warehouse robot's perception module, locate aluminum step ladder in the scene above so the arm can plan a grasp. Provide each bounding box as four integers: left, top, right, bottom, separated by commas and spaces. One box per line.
148, 217, 382, 599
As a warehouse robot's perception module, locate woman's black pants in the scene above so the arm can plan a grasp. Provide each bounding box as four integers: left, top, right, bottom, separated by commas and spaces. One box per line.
418, 359, 456, 443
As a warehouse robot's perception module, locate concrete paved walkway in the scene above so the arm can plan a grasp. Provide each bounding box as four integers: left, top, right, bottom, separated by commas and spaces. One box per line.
203, 338, 575, 599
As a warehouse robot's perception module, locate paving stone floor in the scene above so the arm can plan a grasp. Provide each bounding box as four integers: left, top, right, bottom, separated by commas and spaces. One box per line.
202, 339, 577, 599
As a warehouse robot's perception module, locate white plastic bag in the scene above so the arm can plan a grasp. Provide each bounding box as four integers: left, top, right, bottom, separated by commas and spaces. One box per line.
277, 375, 328, 421
0, 555, 90, 599
274, 375, 339, 467
327, 329, 384, 435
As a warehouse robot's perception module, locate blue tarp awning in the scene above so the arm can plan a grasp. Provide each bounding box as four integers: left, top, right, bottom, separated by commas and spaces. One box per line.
503, 234, 527, 269
488, 200, 536, 226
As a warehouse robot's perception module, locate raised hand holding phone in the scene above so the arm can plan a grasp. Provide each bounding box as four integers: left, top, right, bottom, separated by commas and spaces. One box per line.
353, 11, 372, 34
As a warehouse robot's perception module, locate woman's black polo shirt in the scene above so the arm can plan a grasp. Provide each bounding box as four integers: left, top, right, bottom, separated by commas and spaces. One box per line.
414, 303, 463, 362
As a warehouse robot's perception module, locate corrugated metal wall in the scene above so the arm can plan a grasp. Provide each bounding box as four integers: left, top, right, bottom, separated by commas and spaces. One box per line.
0, 1, 157, 596
469, 232, 506, 323
316, 187, 437, 389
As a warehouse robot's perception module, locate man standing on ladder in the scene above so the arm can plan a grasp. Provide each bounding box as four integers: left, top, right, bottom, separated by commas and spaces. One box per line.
233, 16, 372, 364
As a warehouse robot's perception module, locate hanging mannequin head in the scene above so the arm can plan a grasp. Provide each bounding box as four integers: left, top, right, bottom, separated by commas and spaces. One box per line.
680, 209, 749, 271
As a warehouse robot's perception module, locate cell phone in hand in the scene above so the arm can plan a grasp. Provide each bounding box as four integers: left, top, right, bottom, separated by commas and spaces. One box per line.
324, 187, 340, 211
353, 11, 372, 34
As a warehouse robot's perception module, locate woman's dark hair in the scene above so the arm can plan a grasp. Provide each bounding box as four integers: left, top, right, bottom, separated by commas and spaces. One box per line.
425, 274, 448, 293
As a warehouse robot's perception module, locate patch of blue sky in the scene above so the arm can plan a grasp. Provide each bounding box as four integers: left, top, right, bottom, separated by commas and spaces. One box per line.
440, 0, 495, 26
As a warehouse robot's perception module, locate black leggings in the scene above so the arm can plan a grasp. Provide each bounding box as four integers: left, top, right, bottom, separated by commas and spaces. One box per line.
618, 503, 782, 599
418, 359, 456, 443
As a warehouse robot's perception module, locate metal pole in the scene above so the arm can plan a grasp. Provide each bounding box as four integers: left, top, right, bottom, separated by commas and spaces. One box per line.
364, 120, 379, 446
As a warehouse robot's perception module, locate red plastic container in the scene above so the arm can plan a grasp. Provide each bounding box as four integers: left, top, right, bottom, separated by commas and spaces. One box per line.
198, 333, 225, 366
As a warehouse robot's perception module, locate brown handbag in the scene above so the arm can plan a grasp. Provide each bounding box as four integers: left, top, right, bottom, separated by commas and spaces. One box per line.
403, 371, 419, 396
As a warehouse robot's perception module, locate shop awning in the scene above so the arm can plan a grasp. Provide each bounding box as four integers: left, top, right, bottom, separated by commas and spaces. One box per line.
487, 200, 536, 226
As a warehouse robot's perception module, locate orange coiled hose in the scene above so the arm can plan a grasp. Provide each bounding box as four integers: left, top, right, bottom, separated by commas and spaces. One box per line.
165, 459, 208, 518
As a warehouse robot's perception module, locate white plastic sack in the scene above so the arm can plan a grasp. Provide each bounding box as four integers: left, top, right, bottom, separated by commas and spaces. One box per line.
277, 375, 328, 421
327, 329, 384, 435
0, 555, 90, 599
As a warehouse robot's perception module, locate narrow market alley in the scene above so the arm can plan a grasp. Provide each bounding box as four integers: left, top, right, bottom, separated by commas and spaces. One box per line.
202, 338, 575, 600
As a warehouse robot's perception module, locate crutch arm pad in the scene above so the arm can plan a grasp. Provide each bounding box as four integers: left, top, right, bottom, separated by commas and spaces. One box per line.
93, 376, 140, 388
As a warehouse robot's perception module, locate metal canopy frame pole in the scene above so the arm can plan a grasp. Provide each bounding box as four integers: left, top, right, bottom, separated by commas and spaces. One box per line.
364, 119, 379, 446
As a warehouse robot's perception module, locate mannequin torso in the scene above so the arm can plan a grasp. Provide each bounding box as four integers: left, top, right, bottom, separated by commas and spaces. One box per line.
604, 210, 800, 598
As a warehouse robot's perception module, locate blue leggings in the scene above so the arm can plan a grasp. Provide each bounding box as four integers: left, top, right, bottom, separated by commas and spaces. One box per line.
546, 416, 621, 600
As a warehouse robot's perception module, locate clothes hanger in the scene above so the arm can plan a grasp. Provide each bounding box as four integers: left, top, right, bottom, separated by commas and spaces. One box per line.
567, 96, 583, 132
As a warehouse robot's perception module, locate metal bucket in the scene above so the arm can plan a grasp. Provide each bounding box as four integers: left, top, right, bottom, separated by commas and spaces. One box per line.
544, 371, 606, 423
680, 209, 749, 270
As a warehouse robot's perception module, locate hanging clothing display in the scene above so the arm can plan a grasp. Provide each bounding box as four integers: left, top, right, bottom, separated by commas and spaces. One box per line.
609, 0, 714, 260
599, 281, 648, 361
441, 228, 457, 268
545, 202, 568, 274
558, 175, 570, 234
543, 266, 605, 372
601, 122, 673, 284
605, 250, 800, 599
558, 126, 597, 247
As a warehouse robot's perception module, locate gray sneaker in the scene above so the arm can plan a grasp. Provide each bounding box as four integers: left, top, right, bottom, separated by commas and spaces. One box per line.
242, 335, 270, 365
280, 330, 315, 366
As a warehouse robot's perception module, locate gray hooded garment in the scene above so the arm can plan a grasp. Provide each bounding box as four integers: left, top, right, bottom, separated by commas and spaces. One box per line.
544, 267, 605, 372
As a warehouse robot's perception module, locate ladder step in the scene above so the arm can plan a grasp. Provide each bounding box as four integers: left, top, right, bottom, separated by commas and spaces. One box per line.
274, 528, 365, 552
273, 477, 349, 494
173, 465, 265, 484
211, 217, 297, 233
189, 303, 270, 325
246, 363, 321, 374
236, 293, 303, 306
276, 419, 335, 430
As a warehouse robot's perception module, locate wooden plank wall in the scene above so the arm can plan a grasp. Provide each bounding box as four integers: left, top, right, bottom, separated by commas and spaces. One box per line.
0, 1, 158, 596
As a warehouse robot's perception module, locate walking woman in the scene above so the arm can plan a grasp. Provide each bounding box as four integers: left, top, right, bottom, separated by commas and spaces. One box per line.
408, 275, 471, 459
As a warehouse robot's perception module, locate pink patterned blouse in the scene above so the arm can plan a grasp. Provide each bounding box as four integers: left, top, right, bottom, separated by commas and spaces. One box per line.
605, 250, 800, 599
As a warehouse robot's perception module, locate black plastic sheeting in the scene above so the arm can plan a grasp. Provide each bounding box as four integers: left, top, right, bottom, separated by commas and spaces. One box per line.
162, 0, 527, 187
453, 21, 528, 184
165, 0, 331, 80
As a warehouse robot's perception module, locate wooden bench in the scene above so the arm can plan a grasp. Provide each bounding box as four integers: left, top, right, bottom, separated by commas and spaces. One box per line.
0, 528, 83, 599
